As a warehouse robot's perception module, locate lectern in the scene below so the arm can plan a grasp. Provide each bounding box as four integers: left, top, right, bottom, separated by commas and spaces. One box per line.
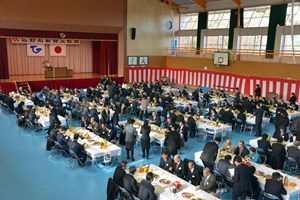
45, 67, 73, 78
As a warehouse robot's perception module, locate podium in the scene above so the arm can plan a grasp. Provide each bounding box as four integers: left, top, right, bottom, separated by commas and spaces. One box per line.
45, 67, 73, 78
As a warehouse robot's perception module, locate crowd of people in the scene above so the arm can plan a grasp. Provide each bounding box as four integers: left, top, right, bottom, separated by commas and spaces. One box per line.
1, 76, 300, 200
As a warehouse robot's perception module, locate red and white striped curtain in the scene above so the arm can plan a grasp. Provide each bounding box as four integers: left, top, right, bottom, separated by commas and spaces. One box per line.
126, 66, 300, 102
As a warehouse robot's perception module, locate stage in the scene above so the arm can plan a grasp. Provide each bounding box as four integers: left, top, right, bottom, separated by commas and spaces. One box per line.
0, 73, 124, 94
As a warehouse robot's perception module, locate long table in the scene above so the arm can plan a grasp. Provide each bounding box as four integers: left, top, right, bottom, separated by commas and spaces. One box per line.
195, 150, 300, 200
269, 108, 300, 120
35, 107, 66, 129
66, 127, 121, 165
133, 164, 220, 200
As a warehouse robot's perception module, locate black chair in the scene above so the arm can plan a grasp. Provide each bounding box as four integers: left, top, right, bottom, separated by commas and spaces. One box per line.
53, 141, 69, 157
107, 178, 120, 200
212, 170, 226, 192
284, 156, 299, 175
69, 149, 85, 169
224, 175, 234, 190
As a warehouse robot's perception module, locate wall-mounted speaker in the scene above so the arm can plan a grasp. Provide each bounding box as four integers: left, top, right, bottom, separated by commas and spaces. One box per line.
131, 28, 136, 40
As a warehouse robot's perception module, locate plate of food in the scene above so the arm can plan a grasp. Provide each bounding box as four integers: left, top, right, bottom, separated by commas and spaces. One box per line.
159, 179, 171, 185
255, 170, 264, 176
153, 173, 159, 179
182, 192, 194, 199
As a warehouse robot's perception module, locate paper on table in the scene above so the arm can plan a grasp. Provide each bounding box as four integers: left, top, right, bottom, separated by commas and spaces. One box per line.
229, 168, 235, 176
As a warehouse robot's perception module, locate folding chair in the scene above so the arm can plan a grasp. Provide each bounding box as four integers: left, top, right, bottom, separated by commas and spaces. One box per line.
263, 192, 279, 200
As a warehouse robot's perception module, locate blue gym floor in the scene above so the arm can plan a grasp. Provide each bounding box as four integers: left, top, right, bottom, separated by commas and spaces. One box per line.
0, 107, 274, 200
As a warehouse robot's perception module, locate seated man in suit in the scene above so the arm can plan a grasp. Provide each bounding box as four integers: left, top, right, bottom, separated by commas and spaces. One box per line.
287, 141, 300, 167
87, 117, 99, 134
234, 140, 250, 158
81, 115, 90, 129
185, 103, 194, 115
123, 166, 139, 197
185, 160, 202, 186
217, 155, 235, 177
199, 167, 217, 194
138, 172, 158, 200
158, 150, 174, 173
56, 127, 69, 156
173, 154, 186, 179
265, 172, 286, 200
276, 127, 289, 142
113, 160, 127, 187
99, 122, 108, 139
149, 111, 161, 127
68, 133, 88, 167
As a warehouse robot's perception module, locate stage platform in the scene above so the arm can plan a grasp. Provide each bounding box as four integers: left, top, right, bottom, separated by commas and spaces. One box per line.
0, 73, 124, 94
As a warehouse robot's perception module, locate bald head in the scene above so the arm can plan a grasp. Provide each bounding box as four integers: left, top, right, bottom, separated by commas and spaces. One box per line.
203, 167, 211, 177
173, 154, 180, 163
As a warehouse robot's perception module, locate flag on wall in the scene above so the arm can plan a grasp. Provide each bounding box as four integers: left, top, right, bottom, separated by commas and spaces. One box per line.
50, 44, 66, 56
27, 44, 45, 56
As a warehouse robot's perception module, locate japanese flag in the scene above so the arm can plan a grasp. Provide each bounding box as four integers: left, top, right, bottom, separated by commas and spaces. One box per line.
50, 44, 66, 56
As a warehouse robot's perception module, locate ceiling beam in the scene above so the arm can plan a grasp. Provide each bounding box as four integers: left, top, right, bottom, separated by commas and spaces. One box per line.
161, 0, 189, 9
192, 0, 207, 10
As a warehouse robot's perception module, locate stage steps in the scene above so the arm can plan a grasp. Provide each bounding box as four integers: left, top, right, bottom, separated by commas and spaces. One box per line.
15, 81, 32, 93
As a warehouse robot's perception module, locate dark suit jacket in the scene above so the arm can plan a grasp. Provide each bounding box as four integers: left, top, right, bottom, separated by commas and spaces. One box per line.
287, 146, 300, 165
277, 132, 289, 142
258, 139, 272, 155
185, 166, 202, 186
99, 127, 108, 139
187, 116, 196, 132
159, 157, 174, 173
164, 131, 180, 156
149, 115, 161, 126
217, 159, 235, 177
81, 120, 90, 129
138, 180, 157, 200
107, 178, 120, 200
56, 133, 69, 150
269, 143, 286, 169
234, 146, 250, 158
174, 160, 186, 179
233, 164, 252, 193
255, 108, 264, 123
123, 173, 139, 196
265, 179, 287, 200
113, 165, 126, 187
49, 107, 59, 124
179, 125, 189, 142
101, 110, 110, 125
68, 140, 86, 159
200, 141, 219, 166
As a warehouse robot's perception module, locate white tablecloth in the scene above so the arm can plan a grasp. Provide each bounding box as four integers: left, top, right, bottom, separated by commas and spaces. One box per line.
38, 115, 66, 128
66, 128, 121, 161
162, 87, 179, 95
196, 119, 232, 133
133, 164, 219, 200
270, 108, 300, 120
173, 99, 198, 108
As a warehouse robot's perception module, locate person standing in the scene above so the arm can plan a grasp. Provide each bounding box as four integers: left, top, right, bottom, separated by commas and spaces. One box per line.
140, 120, 151, 159
232, 156, 252, 200
254, 84, 261, 97
164, 125, 180, 156
124, 118, 137, 161
254, 104, 264, 137
140, 96, 149, 120
200, 138, 221, 170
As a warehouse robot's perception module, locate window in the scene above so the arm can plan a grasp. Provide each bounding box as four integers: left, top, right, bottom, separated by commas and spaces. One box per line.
282, 35, 300, 51
180, 13, 198, 30
178, 36, 197, 49
286, 2, 300, 26
205, 36, 229, 50
243, 6, 270, 28
240, 35, 267, 54
207, 10, 230, 29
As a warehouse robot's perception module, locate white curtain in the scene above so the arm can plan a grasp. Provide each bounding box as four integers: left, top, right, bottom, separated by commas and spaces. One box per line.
6, 39, 93, 75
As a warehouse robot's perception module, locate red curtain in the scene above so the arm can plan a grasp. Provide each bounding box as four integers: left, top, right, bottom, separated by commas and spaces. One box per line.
92, 41, 118, 75
0, 82, 16, 93
0, 38, 9, 79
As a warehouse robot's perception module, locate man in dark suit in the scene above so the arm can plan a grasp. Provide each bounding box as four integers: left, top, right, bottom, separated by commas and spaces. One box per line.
264, 172, 287, 200
164, 117, 175, 131
81, 115, 90, 129
48, 102, 59, 134
138, 172, 158, 200
200, 138, 221, 170
56, 127, 69, 156
258, 134, 272, 156
276, 127, 289, 142
199, 167, 217, 193
254, 104, 264, 137
187, 114, 197, 137
287, 141, 300, 166
223, 108, 235, 128
164, 125, 180, 156
217, 155, 235, 177
69, 133, 87, 167
232, 156, 252, 200
192, 89, 199, 101
185, 103, 194, 115
123, 166, 139, 197
178, 121, 189, 143
99, 122, 108, 139
113, 160, 127, 187
173, 154, 186, 179
234, 140, 250, 158
185, 160, 202, 186
101, 106, 111, 127
268, 137, 286, 169
149, 111, 161, 126
159, 150, 174, 173
254, 84, 261, 97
